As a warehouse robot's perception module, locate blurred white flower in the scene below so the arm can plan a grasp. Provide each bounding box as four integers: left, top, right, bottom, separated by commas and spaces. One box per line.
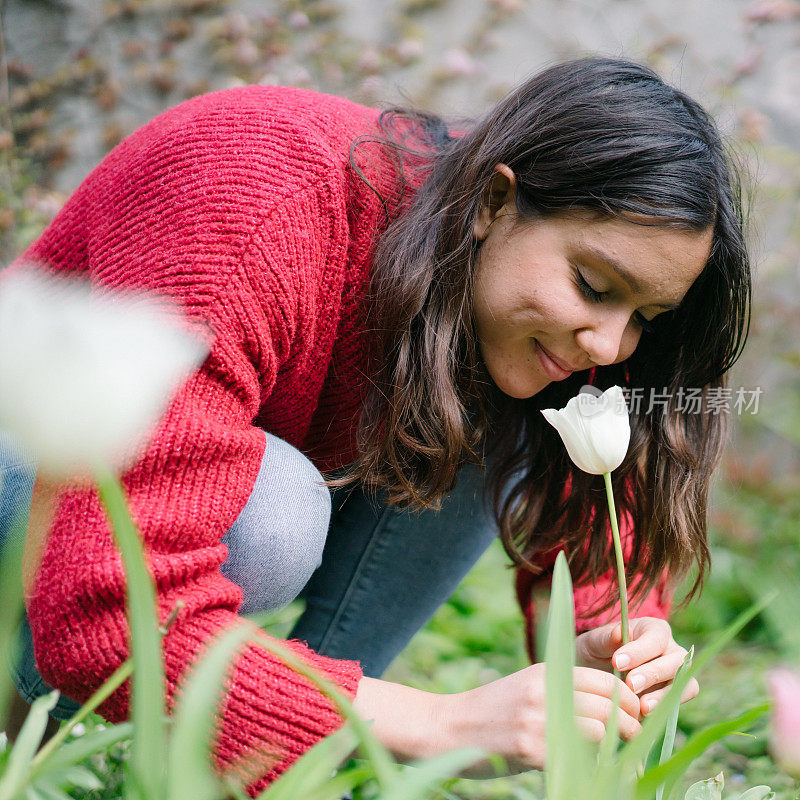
768, 667, 800, 777
0, 269, 208, 478
541, 385, 630, 474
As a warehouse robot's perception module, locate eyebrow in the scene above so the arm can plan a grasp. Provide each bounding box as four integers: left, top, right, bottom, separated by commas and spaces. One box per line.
583, 245, 681, 311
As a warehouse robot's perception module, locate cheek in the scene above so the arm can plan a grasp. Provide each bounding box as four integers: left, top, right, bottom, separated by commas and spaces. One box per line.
527, 285, 589, 336
472, 276, 502, 340
619, 326, 643, 361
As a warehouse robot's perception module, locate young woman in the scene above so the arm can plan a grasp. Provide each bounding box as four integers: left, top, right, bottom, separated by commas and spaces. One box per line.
1, 57, 749, 789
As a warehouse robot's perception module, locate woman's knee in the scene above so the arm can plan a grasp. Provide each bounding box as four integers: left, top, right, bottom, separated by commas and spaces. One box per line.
0, 432, 37, 555
221, 432, 331, 614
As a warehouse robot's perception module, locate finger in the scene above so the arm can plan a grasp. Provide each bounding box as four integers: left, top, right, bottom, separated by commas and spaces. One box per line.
574, 691, 642, 741
626, 649, 688, 695
640, 678, 700, 716
613, 618, 672, 672
573, 666, 640, 720
576, 715, 606, 744
578, 623, 623, 666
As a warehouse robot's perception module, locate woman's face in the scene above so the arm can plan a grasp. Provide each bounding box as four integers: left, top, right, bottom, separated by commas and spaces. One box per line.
472, 171, 713, 400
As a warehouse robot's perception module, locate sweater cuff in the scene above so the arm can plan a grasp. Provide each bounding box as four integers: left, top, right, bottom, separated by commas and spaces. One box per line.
94, 607, 363, 796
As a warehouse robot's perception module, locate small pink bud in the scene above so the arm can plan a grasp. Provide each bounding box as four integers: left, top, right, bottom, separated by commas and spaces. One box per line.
233, 40, 259, 67
442, 48, 477, 77
745, 0, 800, 21
287, 11, 310, 29
396, 38, 423, 64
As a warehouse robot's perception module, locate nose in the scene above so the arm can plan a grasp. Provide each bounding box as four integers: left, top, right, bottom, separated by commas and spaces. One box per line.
574, 311, 640, 367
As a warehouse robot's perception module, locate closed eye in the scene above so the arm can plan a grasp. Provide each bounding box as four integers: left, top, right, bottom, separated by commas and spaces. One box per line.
573, 269, 606, 303
574, 268, 657, 335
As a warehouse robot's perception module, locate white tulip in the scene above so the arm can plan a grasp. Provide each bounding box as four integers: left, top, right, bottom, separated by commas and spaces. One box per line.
541, 385, 631, 475
0, 269, 208, 478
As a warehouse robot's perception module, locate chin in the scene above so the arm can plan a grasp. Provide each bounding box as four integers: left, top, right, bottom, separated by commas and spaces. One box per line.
491, 372, 547, 400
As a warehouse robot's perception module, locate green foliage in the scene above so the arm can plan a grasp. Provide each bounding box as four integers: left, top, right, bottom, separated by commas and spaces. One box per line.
531, 555, 774, 800
1, 466, 484, 800
94, 467, 167, 800
543, 552, 593, 800
638, 705, 770, 800
685, 773, 724, 800
657, 648, 695, 800
0, 691, 60, 800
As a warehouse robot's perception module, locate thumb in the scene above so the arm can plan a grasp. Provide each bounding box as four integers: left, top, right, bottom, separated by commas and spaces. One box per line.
582, 622, 623, 661
601, 622, 624, 655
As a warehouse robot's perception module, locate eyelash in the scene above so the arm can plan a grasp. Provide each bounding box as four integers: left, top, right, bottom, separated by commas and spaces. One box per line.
573, 270, 657, 335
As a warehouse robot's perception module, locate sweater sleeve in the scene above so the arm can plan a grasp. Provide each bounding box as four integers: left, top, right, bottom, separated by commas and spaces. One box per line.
22, 104, 364, 793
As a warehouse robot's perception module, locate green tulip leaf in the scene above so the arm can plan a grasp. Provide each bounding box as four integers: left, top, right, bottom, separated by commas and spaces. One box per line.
656, 646, 694, 800
636, 704, 768, 800
31, 722, 132, 776
0, 690, 58, 800
684, 772, 723, 800
95, 466, 167, 800
544, 552, 594, 800
0, 515, 26, 728
256, 725, 361, 800
166, 622, 259, 800
734, 786, 774, 800
377, 749, 484, 800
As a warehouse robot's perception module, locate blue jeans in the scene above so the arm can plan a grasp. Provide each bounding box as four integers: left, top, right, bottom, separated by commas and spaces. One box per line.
0, 430, 499, 721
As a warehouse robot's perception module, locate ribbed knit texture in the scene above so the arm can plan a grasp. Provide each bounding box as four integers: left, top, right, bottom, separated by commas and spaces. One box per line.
8, 85, 670, 792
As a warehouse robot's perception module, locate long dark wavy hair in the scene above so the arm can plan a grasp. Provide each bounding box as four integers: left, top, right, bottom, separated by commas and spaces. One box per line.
335, 57, 751, 611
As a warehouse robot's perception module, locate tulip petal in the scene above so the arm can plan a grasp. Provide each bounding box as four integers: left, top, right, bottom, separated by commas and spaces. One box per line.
541, 385, 631, 475
542, 404, 605, 474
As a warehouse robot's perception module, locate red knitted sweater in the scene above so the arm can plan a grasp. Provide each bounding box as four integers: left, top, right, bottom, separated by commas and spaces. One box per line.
11, 86, 669, 792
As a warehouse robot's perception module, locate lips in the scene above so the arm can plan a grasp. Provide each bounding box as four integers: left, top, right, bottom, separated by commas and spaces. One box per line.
534, 340, 579, 380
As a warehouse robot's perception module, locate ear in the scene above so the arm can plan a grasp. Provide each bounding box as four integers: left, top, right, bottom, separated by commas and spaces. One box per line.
473, 163, 517, 241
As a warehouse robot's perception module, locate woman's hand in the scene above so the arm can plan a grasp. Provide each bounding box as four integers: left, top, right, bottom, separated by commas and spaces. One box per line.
575, 617, 699, 717
354, 664, 641, 777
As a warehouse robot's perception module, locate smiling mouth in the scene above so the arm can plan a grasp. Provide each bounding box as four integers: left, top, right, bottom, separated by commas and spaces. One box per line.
534, 339, 575, 380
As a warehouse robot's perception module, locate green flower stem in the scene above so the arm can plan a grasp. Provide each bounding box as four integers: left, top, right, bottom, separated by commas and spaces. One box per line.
603, 471, 630, 648
31, 659, 133, 769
